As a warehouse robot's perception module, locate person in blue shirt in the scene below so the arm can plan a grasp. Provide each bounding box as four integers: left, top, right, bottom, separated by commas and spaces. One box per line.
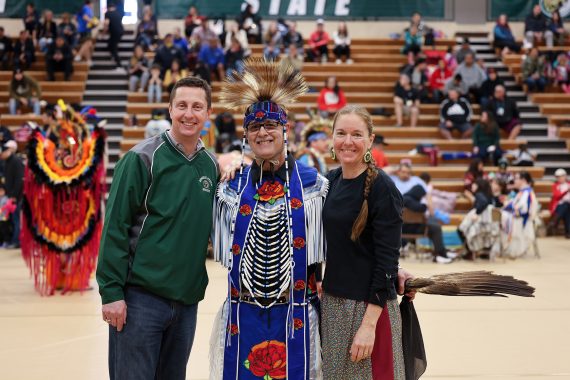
77, 0, 95, 39
493, 14, 521, 54
197, 37, 225, 82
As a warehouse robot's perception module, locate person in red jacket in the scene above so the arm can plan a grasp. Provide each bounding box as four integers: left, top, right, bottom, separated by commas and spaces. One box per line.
429, 58, 452, 101
308, 18, 330, 63
317, 76, 347, 117
548, 168, 570, 238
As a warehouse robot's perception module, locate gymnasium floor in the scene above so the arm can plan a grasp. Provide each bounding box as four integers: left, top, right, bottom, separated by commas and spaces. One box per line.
1, 238, 569, 380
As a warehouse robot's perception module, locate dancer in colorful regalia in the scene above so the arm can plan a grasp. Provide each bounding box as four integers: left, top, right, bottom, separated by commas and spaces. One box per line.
210, 58, 328, 380
21, 100, 106, 295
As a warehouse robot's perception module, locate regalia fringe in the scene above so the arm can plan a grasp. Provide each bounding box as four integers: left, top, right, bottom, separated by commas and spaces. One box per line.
303, 183, 329, 265
212, 184, 239, 268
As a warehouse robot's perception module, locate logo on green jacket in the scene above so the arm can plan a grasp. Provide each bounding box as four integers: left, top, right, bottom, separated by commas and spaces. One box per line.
199, 176, 213, 193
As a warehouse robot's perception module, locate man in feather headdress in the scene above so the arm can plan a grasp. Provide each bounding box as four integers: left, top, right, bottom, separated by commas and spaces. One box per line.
210, 58, 329, 379
295, 114, 331, 175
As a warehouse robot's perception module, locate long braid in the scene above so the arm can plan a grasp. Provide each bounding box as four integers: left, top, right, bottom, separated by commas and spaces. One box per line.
351, 160, 378, 242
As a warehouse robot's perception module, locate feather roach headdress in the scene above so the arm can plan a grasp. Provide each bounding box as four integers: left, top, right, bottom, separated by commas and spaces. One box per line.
219, 58, 308, 130
298, 109, 332, 151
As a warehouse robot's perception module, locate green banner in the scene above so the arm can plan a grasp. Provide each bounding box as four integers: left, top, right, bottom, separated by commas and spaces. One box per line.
0, 0, 89, 18
152, 0, 445, 20
489, 0, 570, 20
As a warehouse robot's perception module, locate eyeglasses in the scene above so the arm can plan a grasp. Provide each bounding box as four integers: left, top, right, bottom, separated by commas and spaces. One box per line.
247, 123, 282, 134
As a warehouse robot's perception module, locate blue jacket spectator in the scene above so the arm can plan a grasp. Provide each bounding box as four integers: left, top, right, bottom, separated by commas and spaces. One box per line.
493, 14, 521, 53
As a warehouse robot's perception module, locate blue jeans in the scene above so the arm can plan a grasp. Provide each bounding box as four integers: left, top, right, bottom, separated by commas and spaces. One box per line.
109, 287, 198, 380
10, 201, 20, 246
554, 203, 570, 233
525, 76, 546, 92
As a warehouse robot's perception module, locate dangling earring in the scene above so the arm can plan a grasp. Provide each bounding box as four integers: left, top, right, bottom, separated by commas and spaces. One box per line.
330, 147, 337, 161
363, 149, 372, 163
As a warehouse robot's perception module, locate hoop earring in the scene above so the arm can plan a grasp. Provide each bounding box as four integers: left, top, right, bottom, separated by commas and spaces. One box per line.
330, 147, 337, 161
363, 149, 372, 163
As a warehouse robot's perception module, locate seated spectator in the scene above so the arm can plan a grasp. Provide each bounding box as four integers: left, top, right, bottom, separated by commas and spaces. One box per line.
391, 163, 455, 263
410, 11, 434, 46
522, 47, 547, 92
508, 143, 536, 167
551, 53, 570, 93
224, 37, 244, 76
163, 59, 188, 93
147, 64, 163, 103
145, 109, 171, 138
429, 58, 452, 102
394, 74, 420, 128
371, 135, 389, 169
58, 13, 79, 51
524, 4, 553, 48
172, 27, 189, 56
444, 73, 469, 96
280, 44, 303, 73
444, 46, 458, 72
454, 53, 486, 102
458, 178, 499, 260
489, 176, 506, 207
419, 172, 458, 216
214, 112, 237, 139
13, 30, 35, 70
463, 158, 485, 199
333, 21, 352, 64
317, 76, 347, 118
197, 37, 225, 82
439, 89, 473, 140
296, 129, 329, 174
9, 68, 41, 115
401, 25, 422, 56
455, 37, 476, 65
46, 36, 73, 81
190, 17, 218, 51
548, 168, 570, 238
480, 68, 504, 110
547, 10, 568, 47
493, 14, 521, 54
237, 4, 262, 44
135, 10, 158, 50
128, 45, 150, 92
411, 58, 432, 103
23, 3, 40, 37
154, 34, 186, 76
501, 171, 538, 258
485, 84, 522, 139
225, 22, 250, 57
184, 6, 200, 38
0, 27, 13, 70
282, 21, 304, 58
472, 111, 502, 165
495, 157, 514, 187
37, 10, 57, 53
307, 19, 330, 63
263, 21, 282, 61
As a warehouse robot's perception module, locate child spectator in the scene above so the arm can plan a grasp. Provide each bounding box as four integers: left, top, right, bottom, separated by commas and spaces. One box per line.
444, 73, 469, 96
128, 45, 150, 92
464, 158, 485, 197
439, 89, 473, 140
144, 109, 171, 139
552, 53, 570, 93
0, 185, 15, 247
13, 30, 35, 69
485, 84, 522, 139
317, 76, 347, 118
307, 19, 330, 63
333, 22, 352, 64
524, 4, 553, 48
509, 143, 536, 167
147, 64, 163, 103
548, 168, 570, 238
522, 47, 547, 92
163, 59, 188, 94
37, 10, 57, 53
394, 74, 420, 128
479, 68, 504, 109
9, 68, 41, 115
371, 135, 389, 168
547, 10, 568, 47
401, 25, 422, 56
472, 111, 502, 165
0, 27, 13, 70
444, 46, 458, 72
493, 14, 521, 54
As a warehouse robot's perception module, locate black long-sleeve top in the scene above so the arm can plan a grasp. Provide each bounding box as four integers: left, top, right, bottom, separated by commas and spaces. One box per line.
322, 168, 403, 307
4, 154, 24, 202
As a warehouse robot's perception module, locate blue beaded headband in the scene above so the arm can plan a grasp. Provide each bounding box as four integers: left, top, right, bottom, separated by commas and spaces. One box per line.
243, 101, 288, 130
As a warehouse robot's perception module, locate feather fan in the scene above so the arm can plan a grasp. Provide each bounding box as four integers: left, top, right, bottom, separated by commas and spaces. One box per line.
219, 58, 308, 112
405, 271, 535, 298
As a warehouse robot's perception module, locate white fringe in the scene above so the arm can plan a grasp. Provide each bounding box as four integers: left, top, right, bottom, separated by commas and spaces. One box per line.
212, 183, 239, 268
303, 177, 329, 265
209, 301, 229, 380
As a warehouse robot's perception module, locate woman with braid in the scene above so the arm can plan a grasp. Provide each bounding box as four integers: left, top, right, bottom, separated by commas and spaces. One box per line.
321, 105, 407, 379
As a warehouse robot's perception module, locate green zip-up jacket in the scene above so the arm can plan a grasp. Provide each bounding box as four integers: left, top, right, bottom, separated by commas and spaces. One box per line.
96, 132, 218, 305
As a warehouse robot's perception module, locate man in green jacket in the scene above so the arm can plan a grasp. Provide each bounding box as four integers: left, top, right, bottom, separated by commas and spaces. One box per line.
9, 68, 41, 115
96, 76, 218, 380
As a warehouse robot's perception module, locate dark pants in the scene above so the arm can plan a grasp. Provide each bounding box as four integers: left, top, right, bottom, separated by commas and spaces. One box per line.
46, 58, 73, 80
9, 201, 20, 246
108, 33, 123, 68
109, 287, 198, 380
525, 76, 547, 92
475, 146, 503, 166
554, 203, 570, 233
307, 45, 329, 61
0, 220, 11, 244
333, 44, 350, 59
